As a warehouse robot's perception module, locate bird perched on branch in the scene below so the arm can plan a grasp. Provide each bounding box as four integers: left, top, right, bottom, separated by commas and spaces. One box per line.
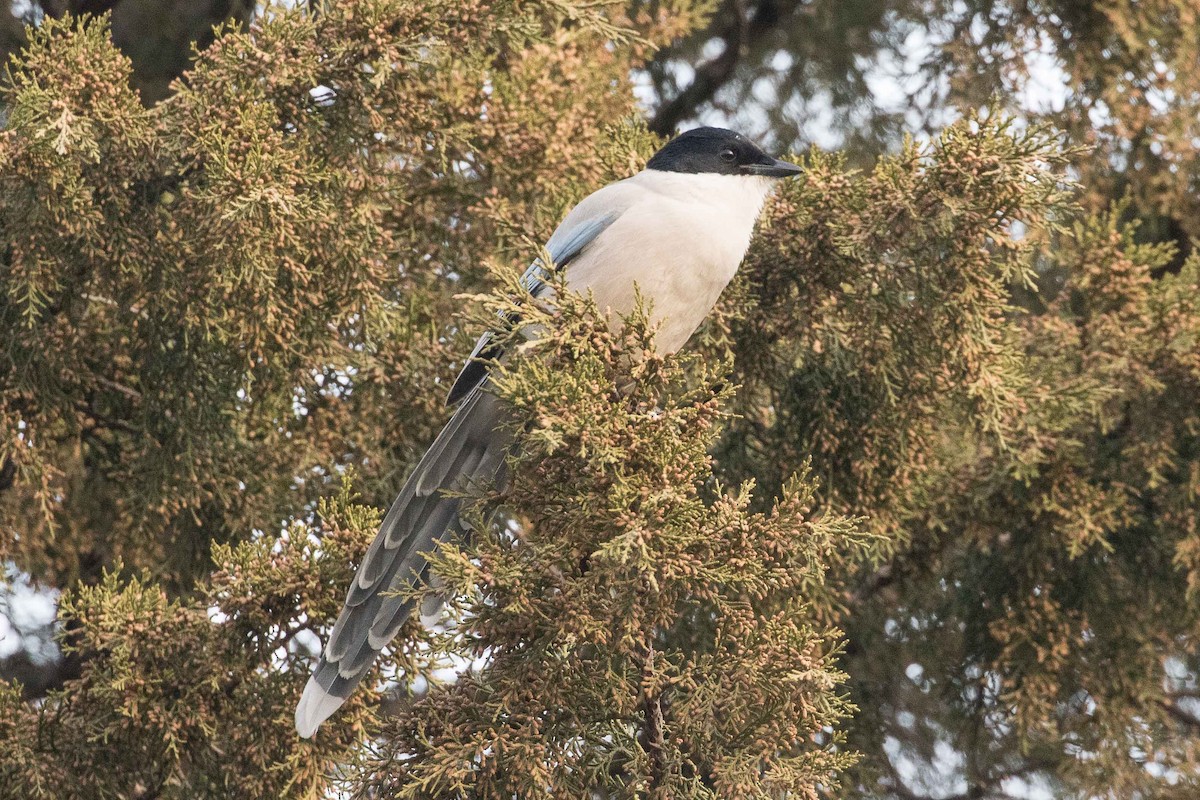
295, 127, 803, 737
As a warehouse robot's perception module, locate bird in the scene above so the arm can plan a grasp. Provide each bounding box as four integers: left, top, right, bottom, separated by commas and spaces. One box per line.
295, 126, 803, 738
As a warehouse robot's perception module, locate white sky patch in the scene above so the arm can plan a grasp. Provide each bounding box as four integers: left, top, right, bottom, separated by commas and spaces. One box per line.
0, 566, 60, 662
1018, 32, 1070, 116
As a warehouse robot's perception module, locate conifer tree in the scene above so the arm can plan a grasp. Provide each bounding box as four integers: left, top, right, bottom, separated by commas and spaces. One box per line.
351, 287, 873, 798
2, 2, 872, 796
2, 2, 1200, 799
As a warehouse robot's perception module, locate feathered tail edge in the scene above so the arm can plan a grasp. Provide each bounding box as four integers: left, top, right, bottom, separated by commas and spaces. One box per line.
295, 388, 509, 737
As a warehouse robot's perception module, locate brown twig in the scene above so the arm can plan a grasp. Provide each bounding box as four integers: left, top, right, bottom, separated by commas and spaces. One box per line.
649, 0, 811, 136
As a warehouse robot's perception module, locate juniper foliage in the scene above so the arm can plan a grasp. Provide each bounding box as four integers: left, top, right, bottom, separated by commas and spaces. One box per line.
1, 2, 1199, 800
351, 287, 873, 798
1, 2, 868, 797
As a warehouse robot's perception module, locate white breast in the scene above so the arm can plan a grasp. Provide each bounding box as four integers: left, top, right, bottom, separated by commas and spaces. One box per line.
562, 170, 774, 354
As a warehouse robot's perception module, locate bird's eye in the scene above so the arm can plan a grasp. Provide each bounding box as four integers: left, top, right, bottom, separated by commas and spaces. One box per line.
719, 148, 737, 163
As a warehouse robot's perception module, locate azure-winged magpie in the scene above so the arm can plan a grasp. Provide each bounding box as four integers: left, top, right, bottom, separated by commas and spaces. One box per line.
295, 127, 802, 737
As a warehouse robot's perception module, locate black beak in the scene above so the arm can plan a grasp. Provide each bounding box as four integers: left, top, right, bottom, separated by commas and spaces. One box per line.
744, 156, 803, 178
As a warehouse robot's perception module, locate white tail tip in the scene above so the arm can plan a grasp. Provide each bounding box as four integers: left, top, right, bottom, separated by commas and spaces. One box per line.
295, 676, 345, 738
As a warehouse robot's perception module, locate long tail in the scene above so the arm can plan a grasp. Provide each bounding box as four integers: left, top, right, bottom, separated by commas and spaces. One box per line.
295, 387, 510, 738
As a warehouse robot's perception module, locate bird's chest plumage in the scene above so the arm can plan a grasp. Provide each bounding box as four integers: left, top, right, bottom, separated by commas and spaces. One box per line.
564, 172, 772, 354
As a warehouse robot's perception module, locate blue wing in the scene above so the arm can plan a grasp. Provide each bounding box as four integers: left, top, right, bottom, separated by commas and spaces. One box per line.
445, 211, 618, 405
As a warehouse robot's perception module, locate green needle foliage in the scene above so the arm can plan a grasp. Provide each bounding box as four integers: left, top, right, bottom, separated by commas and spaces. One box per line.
0, 485, 385, 797
0, 0, 681, 588
1, 2, 1199, 799
355, 289, 873, 798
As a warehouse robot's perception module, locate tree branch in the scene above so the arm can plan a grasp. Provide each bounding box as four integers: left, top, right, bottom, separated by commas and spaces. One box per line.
1159, 698, 1200, 730
640, 643, 668, 791
648, 0, 809, 136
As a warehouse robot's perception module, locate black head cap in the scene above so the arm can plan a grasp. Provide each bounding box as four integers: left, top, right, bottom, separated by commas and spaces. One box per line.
645, 127, 802, 178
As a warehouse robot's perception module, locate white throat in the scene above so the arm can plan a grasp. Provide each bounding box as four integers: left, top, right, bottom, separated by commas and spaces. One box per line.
563, 168, 777, 354
634, 170, 775, 224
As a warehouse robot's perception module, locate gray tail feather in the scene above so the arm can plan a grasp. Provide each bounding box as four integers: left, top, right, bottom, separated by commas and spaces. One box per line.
295, 387, 510, 738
